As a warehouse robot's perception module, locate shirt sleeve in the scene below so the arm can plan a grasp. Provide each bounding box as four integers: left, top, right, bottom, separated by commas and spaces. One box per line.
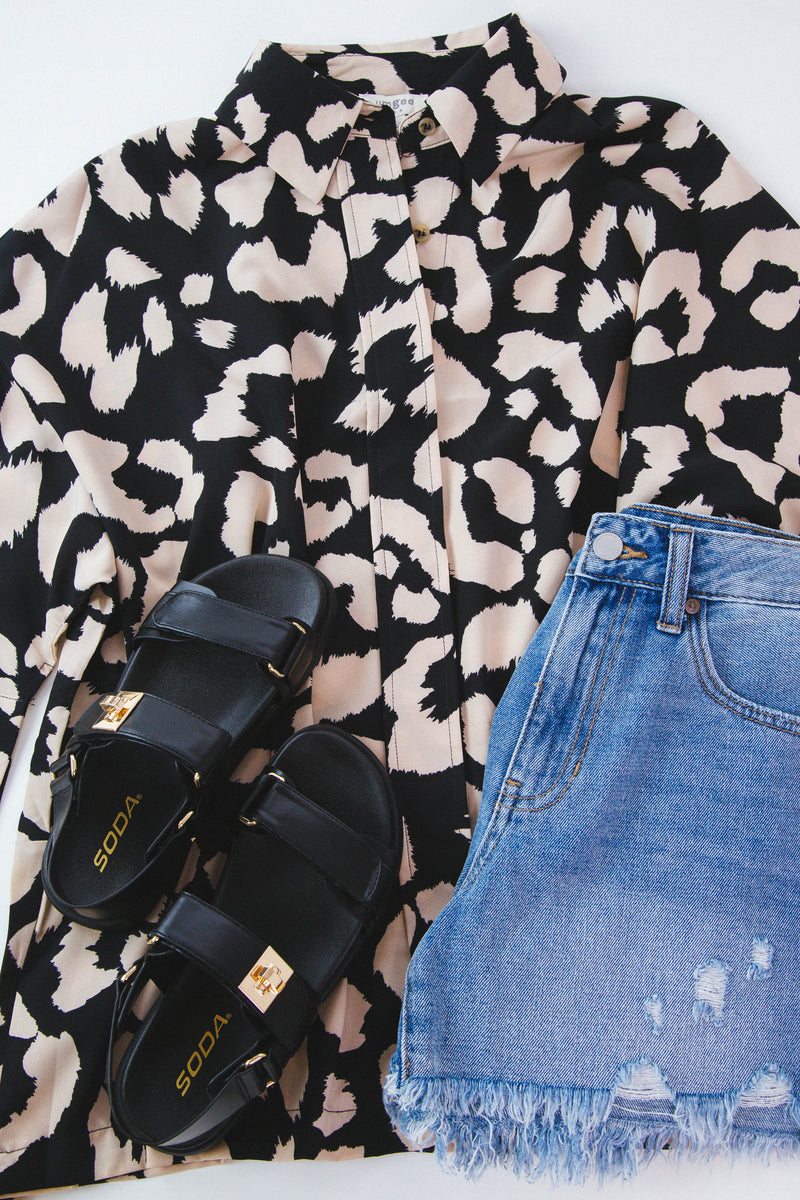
615, 107, 800, 528
0, 174, 117, 796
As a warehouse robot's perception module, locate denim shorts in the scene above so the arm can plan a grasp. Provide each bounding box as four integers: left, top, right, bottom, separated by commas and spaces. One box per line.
384, 503, 800, 1182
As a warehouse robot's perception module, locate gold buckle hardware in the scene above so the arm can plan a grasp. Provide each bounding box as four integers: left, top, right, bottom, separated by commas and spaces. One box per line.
243, 1052, 267, 1069
239, 947, 293, 1014
50, 753, 78, 783
93, 691, 144, 732
239, 770, 286, 827
266, 622, 305, 681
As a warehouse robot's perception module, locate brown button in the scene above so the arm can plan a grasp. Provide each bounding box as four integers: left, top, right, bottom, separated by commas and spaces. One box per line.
418, 116, 437, 137
685, 597, 700, 614
413, 225, 431, 244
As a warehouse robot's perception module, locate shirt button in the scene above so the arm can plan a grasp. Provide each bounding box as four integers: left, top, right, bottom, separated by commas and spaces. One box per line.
418, 116, 437, 137
591, 531, 624, 561
413, 225, 431, 244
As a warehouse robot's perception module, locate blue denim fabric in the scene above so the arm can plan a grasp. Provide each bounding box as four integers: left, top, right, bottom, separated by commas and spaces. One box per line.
384, 504, 800, 1181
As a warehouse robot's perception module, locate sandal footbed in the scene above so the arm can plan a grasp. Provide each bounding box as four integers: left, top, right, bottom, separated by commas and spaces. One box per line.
110, 726, 399, 1152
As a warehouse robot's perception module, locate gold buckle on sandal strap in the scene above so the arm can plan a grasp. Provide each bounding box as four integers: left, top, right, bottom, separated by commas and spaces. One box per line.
93, 691, 144, 731
239, 947, 293, 1013
50, 752, 77, 782
266, 621, 308, 681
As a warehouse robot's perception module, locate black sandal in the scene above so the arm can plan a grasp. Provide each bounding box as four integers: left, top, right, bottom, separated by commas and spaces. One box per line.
107, 724, 401, 1155
43, 554, 335, 929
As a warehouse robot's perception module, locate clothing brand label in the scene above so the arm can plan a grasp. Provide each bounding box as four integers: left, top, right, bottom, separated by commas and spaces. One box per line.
362, 93, 427, 125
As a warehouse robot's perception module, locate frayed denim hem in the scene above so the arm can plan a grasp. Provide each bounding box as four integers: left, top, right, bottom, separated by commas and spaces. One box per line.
383, 1059, 800, 1184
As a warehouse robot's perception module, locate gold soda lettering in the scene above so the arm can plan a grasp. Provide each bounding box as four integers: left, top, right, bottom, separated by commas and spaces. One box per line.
176, 1013, 232, 1096
93, 795, 141, 872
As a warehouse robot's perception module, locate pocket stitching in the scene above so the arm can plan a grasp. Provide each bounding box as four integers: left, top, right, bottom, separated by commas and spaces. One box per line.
500, 585, 639, 811
505, 573, 582, 756
456, 796, 513, 891
689, 603, 800, 735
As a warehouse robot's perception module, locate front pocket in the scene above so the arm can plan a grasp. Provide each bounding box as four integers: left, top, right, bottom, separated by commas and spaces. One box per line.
455, 794, 516, 891
498, 581, 641, 814
689, 599, 800, 735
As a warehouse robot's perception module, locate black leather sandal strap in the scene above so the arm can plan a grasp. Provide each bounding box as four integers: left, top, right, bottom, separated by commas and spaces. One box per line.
110, 954, 154, 1041
72, 693, 230, 782
137, 582, 306, 682
49, 753, 77, 841
241, 772, 391, 909
154, 893, 317, 1046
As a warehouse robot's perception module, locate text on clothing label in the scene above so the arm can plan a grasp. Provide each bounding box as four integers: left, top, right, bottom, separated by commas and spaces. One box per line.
362, 93, 428, 125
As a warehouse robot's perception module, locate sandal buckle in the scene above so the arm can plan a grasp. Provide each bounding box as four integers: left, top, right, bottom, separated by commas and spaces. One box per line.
265, 620, 308, 686
93, 691, 144, 732
238, 770, 287, 827
239, 947, 293, 1013
50, 752, 78, 782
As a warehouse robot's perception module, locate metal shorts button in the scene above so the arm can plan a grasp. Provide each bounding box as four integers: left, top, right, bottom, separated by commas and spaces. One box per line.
685, 597, 700, 614
592, 531, 624, 561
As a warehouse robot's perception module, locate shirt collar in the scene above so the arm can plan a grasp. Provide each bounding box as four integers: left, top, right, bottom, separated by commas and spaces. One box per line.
215, 13, 566, 203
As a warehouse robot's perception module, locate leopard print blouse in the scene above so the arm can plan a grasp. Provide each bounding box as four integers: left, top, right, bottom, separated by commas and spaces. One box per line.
1, 12, 799, 1193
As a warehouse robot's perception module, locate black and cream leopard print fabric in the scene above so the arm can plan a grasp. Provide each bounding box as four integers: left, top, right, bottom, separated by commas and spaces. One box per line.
1, 12, 799, 1193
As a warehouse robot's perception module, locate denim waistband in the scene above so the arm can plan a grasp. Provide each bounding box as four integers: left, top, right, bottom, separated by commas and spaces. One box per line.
575, 504, 800, 634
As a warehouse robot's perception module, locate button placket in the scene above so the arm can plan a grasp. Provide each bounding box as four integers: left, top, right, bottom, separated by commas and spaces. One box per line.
336, 132, 465, 797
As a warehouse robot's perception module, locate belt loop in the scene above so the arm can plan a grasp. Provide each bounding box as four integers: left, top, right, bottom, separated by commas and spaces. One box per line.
657, 526, 695, 634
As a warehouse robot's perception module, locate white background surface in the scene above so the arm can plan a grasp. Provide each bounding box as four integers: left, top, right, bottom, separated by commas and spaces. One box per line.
1, 2, 800, 1198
